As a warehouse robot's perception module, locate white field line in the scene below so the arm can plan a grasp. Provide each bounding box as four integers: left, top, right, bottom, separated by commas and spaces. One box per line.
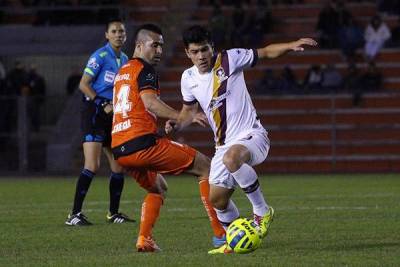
0, 192, 397, 211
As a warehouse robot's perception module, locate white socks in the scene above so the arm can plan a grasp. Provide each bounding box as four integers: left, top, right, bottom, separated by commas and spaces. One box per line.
231, 163, 269, 216
214, 199, 240, 229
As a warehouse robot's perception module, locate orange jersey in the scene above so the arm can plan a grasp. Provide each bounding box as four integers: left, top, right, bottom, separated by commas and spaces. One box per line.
111, 58, 160, 157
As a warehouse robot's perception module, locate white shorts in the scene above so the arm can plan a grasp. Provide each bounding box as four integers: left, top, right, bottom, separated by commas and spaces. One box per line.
209, 129, 270, 189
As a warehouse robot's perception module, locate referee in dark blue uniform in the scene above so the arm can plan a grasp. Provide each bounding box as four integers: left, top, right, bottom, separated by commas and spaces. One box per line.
66, 19, 134, 226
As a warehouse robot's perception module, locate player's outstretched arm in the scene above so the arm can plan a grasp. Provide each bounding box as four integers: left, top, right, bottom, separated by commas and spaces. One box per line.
141, 91, 179, 120
165, 103, 208, 134
257, 38, 318, 59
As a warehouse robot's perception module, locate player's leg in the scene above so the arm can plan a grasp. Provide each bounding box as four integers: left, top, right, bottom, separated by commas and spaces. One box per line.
184, 151, 226, 247
130, 170, 167, 252
103, 147, 135, 223
222, 132, 273, 237
207, 151, 240, 254
65, 141, 102, 226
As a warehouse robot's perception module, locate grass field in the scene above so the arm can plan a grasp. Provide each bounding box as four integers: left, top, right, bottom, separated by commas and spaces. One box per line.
0, 174, 399, 267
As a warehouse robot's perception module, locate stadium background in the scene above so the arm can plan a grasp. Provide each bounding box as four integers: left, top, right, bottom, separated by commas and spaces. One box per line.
0, 0, 399, 175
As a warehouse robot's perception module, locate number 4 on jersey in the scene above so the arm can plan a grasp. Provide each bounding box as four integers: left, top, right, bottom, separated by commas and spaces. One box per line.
114, 84, 132, 118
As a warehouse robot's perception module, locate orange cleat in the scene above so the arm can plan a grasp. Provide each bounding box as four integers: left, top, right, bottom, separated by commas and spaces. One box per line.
136, 235, 161, 252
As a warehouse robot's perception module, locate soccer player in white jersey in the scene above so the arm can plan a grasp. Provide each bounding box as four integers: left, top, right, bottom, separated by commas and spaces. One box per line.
165, 25, 317, 254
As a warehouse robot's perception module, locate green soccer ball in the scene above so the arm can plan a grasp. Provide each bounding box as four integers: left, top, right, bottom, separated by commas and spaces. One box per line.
226, 218, 262, 254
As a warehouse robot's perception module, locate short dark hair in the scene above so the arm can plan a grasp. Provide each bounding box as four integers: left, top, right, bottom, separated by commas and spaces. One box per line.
182, 25, 213, 48
134, 24, 163, 42
106, 18, 124, 31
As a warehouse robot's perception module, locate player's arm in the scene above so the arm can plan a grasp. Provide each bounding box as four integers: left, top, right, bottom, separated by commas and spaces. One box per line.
140, 90, 179, 120
79, 73, 113, 114
165, 103, 208, 134
79, 73, 96, 100
257, 38, 318, 59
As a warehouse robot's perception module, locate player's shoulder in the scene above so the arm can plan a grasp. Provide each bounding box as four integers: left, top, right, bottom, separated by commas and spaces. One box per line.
91, 44, 109, 58
121, 51, 129, 61
181, 65, 197, 80
226, 48, 252, 57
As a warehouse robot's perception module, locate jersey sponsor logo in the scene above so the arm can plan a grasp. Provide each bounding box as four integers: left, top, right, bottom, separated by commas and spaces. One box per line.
87, 57, 99, 69
104, 71, 116, 83
114, 73, 130, 83
112, 119, 131, 134
145, 73, 155, 81
208, 90, 231, 111
215, 67, 228, 83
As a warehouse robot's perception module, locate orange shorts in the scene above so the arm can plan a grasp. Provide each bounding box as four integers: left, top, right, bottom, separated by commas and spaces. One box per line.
117, 137, 196, 190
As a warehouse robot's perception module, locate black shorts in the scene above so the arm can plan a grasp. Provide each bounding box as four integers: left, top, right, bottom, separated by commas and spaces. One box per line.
81, 100, 112, 146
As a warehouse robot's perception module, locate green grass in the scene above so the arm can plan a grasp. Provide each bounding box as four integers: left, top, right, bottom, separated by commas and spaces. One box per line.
0, 174, 399, 266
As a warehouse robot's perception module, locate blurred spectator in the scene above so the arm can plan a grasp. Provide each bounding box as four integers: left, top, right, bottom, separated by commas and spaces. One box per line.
245, 8, 264, 47
66, 66, 82, 96
0, 59, 7, 133
389, 18, 400, 47
303, 64, 323, 93
230, 2, 248, 46
276, 66, 300, 94
343, 63, 362, 92
361, 61, 383, 91
6, 61, 30, 96
3, 61, 29, 132
255, 68, 280, 95
364, 15, 391, 61
336, 1, 352, 27
316, 0, 339, 48
343, 63, 363, 106
321, 64, 343, 92
0, 59, 5, 94
27, 64, 46, 132
209, 4, 228, 50
378, 0, 400, 16
338, 17, 364, 61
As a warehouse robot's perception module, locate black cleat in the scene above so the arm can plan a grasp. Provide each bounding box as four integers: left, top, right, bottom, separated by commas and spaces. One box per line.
65, 212, 93, 226
106, 212, 135, 223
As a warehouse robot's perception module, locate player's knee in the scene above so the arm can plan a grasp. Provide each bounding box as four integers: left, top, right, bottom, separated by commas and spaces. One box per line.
194, 152, 211, 177
84, 162, 100, 173
222, 152, 241, 173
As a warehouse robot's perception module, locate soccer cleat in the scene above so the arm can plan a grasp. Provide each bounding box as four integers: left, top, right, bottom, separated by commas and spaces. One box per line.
106, 212, 135, 223
65, 212, 92, 226
136, 235, 161, 252
212, 234, 227, 248
253, 206, 275, 238
208, 243, 233, 254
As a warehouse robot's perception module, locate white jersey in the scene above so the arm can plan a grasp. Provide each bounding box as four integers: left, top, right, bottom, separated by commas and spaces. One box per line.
181, 48, 264, 147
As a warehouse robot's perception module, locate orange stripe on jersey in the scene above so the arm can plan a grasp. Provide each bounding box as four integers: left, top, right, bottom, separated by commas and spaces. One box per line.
111, 58, 160, 150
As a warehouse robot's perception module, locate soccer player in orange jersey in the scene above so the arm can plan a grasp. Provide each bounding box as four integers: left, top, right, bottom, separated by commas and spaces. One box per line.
111, 24, 225, 252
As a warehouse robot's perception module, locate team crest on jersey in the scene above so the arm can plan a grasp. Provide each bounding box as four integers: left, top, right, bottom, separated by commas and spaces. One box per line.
87, 57, 99, 69
215, 67, 228, 83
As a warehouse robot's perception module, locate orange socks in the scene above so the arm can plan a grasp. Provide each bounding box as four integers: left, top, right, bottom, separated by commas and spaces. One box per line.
199, 179, 226, 238
138, 193, 164, 238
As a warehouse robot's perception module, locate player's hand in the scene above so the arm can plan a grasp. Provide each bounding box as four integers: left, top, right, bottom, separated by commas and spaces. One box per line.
103, 103, 113, 115
291, 38, 318, 52
192, 112, 208, 127
93, 96, 113, 115
165, 119, 179, 134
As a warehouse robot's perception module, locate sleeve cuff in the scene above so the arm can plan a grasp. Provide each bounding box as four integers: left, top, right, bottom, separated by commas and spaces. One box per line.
251, 49, 258, 67
183, 99, 198, 105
